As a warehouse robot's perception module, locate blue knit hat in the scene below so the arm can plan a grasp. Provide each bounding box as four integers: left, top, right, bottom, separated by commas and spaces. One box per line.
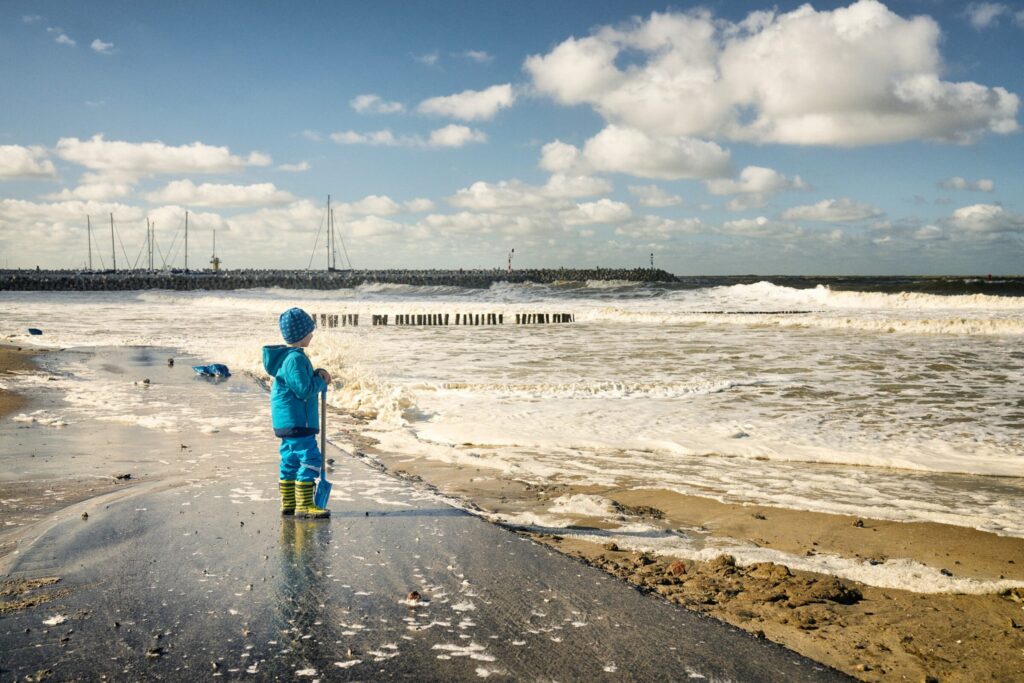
279, 307, 316, 344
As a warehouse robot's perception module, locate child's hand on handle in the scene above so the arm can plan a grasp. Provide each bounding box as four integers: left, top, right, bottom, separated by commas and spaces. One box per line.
316, 368, 332, 385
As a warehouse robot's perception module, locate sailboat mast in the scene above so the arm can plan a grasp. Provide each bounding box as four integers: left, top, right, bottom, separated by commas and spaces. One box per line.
184, 211, 189, 271
110, 213, 116, 272
87, 215, 92, 270
326, 195, 331, 271
330, 208, 337, 270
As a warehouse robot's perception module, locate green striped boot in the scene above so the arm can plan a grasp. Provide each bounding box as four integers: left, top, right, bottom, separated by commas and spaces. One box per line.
279, 480, 296, 516
295, 481, 330, 519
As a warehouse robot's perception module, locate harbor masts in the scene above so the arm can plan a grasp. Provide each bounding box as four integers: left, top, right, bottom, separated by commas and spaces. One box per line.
87, 215, 92, 270
210, 228, 221, 271
184, 210, 189, 271
330, 208, 337, 270
326, 195, 332, 271
110, 213, 116, 272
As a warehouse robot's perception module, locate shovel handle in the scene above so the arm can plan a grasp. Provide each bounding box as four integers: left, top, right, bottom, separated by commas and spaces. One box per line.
320, 390, 326, 481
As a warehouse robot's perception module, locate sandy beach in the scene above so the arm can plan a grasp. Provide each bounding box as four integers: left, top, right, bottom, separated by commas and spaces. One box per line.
2, 341, 1021, 681
0, 344, 847, 682
355, 423, 1024, 682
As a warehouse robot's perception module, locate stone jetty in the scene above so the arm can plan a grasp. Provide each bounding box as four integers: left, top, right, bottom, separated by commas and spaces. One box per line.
0, 267, 676, 291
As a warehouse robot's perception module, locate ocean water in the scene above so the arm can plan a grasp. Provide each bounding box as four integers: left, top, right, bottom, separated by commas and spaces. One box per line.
3, 279, 1024, 543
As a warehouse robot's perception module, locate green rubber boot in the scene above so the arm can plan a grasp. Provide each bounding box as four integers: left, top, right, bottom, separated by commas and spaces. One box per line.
279, 480, 295, 516
295, 481, 330, 519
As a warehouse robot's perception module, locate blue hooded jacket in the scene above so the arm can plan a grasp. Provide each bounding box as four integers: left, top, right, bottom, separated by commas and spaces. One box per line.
262, 345, 327, 438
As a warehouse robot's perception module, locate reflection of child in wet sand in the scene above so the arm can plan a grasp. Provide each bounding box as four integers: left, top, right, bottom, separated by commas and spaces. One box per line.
262, 307, 331, 519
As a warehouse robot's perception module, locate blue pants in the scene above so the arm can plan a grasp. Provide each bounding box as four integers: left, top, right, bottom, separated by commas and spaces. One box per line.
279, 435, 322, 483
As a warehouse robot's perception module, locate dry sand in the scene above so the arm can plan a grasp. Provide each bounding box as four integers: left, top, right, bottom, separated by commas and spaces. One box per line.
337, 420, 1024, 683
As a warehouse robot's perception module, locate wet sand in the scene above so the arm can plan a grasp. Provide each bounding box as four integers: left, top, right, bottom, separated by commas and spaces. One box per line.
3, 343, 1021, 680
0, 347, 845, 682
0, 345, 39, 418
360, 442, 1024, 682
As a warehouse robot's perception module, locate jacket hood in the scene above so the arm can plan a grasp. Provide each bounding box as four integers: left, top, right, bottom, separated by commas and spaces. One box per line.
262, 345, 303, 376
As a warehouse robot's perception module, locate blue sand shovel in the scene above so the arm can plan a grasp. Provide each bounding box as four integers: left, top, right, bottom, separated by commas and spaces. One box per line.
314, 390, 332, 510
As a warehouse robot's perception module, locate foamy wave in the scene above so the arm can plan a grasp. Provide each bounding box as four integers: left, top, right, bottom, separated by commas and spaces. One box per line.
12, 410, 68, 427
517, 521, 1024, 594
580, 307, 1024, 336
432, 378, 758, 399
584, 279, 643, 289
714, 282, 1024, 312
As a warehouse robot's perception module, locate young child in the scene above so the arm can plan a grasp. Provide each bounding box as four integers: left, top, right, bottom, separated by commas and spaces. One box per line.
262, 307, 332, 519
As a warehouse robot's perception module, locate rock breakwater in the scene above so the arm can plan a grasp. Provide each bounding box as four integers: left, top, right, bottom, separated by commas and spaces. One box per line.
0, 268, 676, 291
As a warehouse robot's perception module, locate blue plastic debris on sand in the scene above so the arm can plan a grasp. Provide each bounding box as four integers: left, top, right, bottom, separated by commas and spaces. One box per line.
27, 328, 43, 335
192, 363, 231, 378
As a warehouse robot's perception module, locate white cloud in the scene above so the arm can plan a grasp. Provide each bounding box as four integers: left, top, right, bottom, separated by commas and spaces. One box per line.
330, 126, 486, 149
48, 27, 75, 47
0, 145, 57, 180
539, 140, 582, 174
55, 135, 271, 183
716, 216, 803, 238
404, 198, 435, 213
329, 195, 434, 216
914, 225, 944, 241
524, 3, 1019, 146
301, 130, 322, 142
417, 84, 515, 121
147, 204, 226, 232
23, 15, 43, 24
562, 199, 632, 226
428, 125, 487, 147
331, 130, 399, 146
43, 181, 133, 201
706, 166, 805, 210
351, 94, 404, 114
0, 198, 143, 225
448, 174, 610, 212
341, 215, 406, 239
580, 125, 731, 180
90, 39, 114, 54
277, 161, 311, 172
628, 185, 683, 208
706, 166, 804, 196
225, 200, 321, 243
544, 174, 612, 199
947, 204, 1024, 233
342, 195, 401, 216
420, 211, 541, 237
781, 198, 884, 222
462, 50, 493, 63
966, 3, 1008, 29
144, 180, 295, 207
414, 51, 440, 66
615, 215, 703, 240
940, 176, 995, 192
449, 180, 555, 212
1017, 9, 1024, 27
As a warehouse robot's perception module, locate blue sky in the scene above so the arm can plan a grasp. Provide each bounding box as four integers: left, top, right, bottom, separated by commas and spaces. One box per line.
1, 0, 1022, 274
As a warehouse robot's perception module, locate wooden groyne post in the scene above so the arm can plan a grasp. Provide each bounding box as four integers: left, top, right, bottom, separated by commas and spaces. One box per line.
312, 312, 575, 327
